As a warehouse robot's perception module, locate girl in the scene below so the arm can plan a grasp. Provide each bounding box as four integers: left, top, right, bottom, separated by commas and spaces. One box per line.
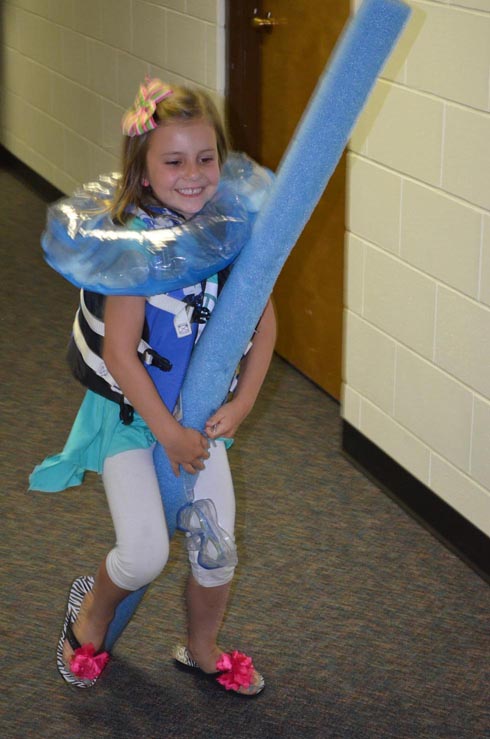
30, 79, 276, 696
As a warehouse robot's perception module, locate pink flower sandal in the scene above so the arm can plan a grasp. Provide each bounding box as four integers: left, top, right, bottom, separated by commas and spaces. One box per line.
173, 645, 265, 697
56, 576, 110, 689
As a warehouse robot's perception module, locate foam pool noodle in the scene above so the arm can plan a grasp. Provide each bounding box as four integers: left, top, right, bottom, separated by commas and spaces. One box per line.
104, 0, 411, 651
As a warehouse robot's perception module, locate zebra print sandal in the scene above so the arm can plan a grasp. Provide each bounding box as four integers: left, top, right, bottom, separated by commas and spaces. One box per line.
173, 645, 265, 696
56, 576, 110, 689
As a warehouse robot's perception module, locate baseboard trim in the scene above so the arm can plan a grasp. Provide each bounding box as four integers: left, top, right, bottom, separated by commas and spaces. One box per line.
1, 145, 63, 202
342, 421, 490, 585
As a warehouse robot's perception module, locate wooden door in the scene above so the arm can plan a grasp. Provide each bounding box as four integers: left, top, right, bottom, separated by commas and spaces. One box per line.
227, 1, 349, 400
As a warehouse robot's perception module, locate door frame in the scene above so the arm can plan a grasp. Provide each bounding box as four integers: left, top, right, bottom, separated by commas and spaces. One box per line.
225, 1, 263, 161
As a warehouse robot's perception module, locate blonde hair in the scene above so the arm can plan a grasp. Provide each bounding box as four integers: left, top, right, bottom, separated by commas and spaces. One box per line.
112, 85, 229, 224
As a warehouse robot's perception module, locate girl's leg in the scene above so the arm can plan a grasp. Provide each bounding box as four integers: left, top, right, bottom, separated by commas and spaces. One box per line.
63, 445, 169, 665
184, 441, 236, 672
63, 559, 131, 664
181, 443, 264, 692
185, 576, 231, 673
182, 578, 265, 693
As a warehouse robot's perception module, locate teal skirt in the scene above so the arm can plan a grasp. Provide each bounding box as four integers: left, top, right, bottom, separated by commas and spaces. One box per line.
29, 391, 155, 492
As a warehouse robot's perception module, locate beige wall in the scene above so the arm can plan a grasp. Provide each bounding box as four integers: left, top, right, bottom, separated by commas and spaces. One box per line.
344, 0, 490, 536
0, 0, 224, 194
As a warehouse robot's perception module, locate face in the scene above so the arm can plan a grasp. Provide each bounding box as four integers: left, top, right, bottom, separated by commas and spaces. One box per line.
145, 118, 220, 218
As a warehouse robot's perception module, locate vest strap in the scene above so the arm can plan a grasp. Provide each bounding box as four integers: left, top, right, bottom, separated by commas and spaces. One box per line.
72, 311, 127, 399
147, 293, 194, 338
80, 290, 153, 354
73, 306, 173, 398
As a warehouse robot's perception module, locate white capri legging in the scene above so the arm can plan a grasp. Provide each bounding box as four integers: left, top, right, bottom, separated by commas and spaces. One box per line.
103, 441, 236, 589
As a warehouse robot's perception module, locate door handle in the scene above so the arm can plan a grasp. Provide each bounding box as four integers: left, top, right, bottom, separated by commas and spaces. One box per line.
251, 11, 278, 32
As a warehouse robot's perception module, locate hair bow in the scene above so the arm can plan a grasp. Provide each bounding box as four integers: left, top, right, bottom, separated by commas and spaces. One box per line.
122, 77, 173, 137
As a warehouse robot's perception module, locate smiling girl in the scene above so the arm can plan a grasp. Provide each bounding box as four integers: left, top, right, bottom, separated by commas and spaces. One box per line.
30, 79, 276, 696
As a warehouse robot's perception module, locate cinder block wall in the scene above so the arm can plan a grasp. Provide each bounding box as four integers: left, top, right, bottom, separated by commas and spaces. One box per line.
0, 0, 224, 195
344, 0, 490, 536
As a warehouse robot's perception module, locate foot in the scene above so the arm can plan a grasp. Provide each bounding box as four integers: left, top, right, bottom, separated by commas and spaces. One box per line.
174, 644, 265, 696
57, 576, 110, 688
186, 643, 222, 674
62, 590, 107, 668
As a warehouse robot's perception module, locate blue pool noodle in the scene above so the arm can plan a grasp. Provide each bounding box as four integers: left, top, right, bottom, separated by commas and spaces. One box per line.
104, 0, 411, 651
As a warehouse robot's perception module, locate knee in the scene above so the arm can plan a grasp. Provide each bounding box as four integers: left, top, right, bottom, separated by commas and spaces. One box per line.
107, 535, 170, 590
189, 559, 236, 588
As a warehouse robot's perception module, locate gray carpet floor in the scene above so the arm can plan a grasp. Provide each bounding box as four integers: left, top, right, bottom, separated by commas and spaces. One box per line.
1, 161, 490, 738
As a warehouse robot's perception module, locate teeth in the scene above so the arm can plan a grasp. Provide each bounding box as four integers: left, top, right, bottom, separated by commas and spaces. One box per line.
178, 188, 203, 195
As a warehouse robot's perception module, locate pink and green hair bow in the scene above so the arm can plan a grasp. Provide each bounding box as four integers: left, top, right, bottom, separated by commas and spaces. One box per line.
122, 77, 173, 137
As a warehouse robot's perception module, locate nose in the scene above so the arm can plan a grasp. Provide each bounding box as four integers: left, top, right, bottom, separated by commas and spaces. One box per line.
184, 161, 200, 180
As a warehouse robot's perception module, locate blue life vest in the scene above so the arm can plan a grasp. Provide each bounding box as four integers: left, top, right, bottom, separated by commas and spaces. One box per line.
67, 271, 227, 424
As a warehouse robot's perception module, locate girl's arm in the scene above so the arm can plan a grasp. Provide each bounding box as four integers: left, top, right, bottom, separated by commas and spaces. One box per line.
205, 298, 277, 440
103, 295, 209, 476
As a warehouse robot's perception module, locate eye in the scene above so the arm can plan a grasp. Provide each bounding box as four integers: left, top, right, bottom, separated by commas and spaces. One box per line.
165, 160, 182, 166
200, 156, 215, 164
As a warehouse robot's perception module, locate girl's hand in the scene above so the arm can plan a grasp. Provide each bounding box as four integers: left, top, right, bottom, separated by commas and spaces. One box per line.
205, 399, 251, 441
164, 426, 210, 477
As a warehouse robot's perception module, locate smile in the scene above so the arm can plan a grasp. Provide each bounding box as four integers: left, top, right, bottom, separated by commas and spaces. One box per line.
176, 187, 204, 196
